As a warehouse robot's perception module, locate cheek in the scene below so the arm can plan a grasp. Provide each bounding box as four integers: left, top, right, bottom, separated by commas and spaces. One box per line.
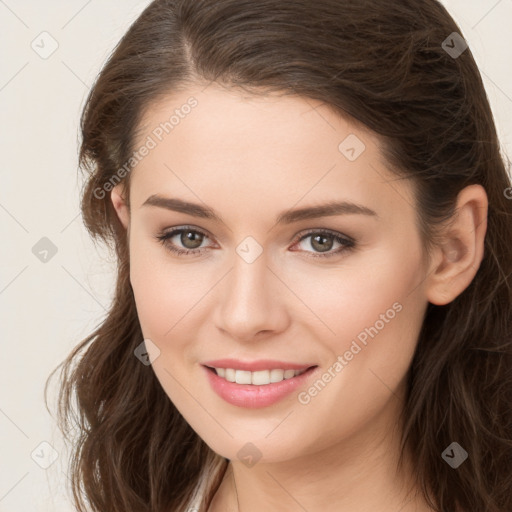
287, 255, 426, 449
313, 244, 426, 407
128, 231, 218, 347
284, 241, 424, 351
129, 231, 179, 338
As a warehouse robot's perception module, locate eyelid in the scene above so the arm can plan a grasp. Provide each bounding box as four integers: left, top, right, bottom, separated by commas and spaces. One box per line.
158, 225, 353, 243
291, 227, 354, 245
157, 225, 355, 258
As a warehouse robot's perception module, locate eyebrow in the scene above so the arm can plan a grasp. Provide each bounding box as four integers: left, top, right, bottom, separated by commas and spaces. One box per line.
141, 194, 378, 224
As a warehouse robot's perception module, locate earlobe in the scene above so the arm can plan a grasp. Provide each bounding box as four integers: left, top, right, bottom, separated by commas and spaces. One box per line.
111, 184, 130, 230
425, 184, 488, 306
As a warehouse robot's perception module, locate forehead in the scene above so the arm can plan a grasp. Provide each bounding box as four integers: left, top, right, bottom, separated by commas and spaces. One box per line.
135, 83, 375, 157
129, 84, 414, 222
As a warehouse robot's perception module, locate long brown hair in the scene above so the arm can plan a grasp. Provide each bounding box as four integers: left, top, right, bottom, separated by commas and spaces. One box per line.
45, 1, 512, 510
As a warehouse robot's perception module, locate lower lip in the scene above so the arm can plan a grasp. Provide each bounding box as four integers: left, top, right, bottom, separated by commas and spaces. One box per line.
203, 365, 318, 409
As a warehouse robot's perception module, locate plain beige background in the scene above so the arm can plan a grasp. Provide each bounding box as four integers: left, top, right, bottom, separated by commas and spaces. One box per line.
0, 1, 511, 510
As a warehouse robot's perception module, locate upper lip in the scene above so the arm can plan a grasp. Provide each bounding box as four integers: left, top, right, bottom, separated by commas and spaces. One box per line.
202, 358, 316, 372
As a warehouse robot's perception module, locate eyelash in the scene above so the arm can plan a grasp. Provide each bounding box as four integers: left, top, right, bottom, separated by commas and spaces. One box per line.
155, 225, 355, 259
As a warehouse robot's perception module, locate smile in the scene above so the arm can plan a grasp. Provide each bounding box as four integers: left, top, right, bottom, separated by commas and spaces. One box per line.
202, 364, 318, 408
207, 367, 309, 385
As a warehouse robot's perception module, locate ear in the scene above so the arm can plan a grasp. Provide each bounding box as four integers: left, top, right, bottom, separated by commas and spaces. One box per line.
425, 184, 488, 306
111, 183, 130, 230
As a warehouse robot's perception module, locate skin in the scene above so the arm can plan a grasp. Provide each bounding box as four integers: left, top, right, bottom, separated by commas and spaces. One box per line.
111, 83, 488, 512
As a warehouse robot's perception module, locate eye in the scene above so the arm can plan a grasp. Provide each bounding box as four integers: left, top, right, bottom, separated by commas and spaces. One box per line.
290, 229, 355, 258
155, 226, 212, 257
155, 226, 355, 259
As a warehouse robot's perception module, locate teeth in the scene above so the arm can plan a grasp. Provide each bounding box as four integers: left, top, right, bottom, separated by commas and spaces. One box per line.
213, 367, 308, 385
284, 369, 296, 379
270, 369, 284, 382
235, 370, 252, 385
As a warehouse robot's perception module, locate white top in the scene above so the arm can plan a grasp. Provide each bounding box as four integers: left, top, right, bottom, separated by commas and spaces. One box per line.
186, 458, 228, 511
188, 492, 203, 511
186, 476, 208, 511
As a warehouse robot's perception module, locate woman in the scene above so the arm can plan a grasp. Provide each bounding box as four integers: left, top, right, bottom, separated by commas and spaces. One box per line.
46, 0, 512, 511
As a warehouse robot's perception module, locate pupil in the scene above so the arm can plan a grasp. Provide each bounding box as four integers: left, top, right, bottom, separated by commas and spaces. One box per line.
182, 231, 203, 249
311, 234, 332, 252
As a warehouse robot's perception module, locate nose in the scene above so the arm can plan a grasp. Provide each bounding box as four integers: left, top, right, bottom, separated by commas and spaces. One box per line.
213, 253, 290, 343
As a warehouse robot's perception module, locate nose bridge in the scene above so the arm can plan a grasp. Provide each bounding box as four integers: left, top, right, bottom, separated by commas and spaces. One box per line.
215, 243, 286, 340
225, 247, 272, 317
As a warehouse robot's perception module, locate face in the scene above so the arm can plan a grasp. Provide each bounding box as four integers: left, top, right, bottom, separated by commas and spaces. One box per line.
112, 83, 431, 464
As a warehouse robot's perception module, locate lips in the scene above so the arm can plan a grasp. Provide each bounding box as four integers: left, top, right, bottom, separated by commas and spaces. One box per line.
202, 359, 319, 408
202, 358, 315, 372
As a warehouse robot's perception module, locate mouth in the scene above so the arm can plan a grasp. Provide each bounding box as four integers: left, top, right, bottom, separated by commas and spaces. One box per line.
202, 362, 319, 409
203, 365, 315, 385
